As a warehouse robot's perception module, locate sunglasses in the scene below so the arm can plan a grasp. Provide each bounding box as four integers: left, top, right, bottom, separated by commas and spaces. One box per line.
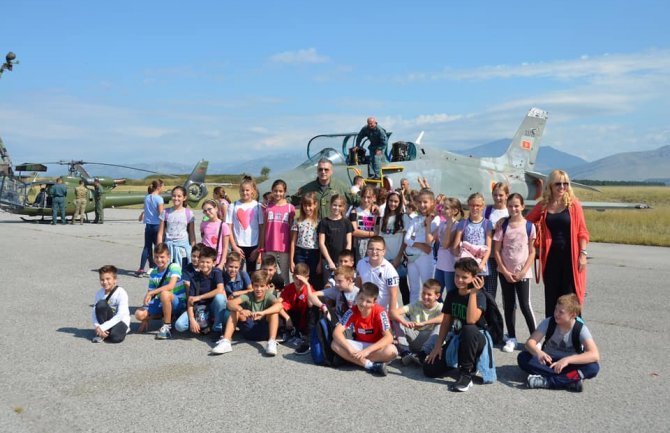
554, 182, 569, 188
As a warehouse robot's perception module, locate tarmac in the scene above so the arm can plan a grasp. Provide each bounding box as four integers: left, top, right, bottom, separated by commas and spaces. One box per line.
0, 208, 668, 433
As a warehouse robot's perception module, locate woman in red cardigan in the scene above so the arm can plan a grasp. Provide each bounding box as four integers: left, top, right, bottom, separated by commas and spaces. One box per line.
526, 170, 589, 317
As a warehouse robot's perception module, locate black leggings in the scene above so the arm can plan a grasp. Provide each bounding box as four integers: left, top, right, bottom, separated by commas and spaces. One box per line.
543, 246, 576, 318
500, 277, 536, 339
95, 300, 128, 343
240, 245, 258, 274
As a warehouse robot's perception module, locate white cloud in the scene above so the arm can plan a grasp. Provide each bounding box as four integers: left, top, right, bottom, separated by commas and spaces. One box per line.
269, 48, 330, 64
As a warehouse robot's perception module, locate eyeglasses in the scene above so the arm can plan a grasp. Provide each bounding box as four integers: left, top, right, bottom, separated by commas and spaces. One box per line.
203, 207, 216, 212
317, 167, 330, 172
553, 182, 569, 188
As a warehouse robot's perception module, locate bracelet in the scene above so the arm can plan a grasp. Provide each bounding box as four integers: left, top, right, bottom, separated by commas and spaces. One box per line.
580, 249, 588, 256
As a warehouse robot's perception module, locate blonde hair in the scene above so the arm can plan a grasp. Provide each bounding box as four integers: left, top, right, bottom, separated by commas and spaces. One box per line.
541, 169, 576, 208
239, 176, 258, 200
556, 293, 581, 316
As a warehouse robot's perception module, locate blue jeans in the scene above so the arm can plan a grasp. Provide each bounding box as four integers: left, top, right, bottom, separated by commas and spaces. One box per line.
434, 269, 456, 298
294, 247, 320, 286
140, 224, 160, 270
174, 294, 227, 333
517, 351, 599, 389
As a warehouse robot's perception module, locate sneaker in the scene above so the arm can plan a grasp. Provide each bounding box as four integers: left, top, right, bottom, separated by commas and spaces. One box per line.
452, 373, 473, 392
368, 362, 388, 376
134, 269, 145, 278
211, 338, 232, 355
265, 339, 278, 356
295, 341, 310, 355
156, 324, 171, 340
502, 338, 517, 353
91, 336, 104, 343
285, 336, 303, 349
527, 374, 549, 389
402, 352, 422, 367
566, 379, 584, 393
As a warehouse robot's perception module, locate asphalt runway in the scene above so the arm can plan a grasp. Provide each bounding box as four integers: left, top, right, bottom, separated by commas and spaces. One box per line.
1, 209, 668, 432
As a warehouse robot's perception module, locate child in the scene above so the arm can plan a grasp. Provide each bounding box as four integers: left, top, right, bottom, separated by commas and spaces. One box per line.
391, 279, 444, 366
91, 265, 130, 343
135, 243, 187, 339
290, 192, 321, 287
379, 191, 406, 270
260, 179, 295, 285
318, 194, 353, 286
261, 255, 286, 294
278, 263, 314, 354
349, 185, 379, 262
518, 294, 600, 392
227, 176, 264, 274
484, 182, 510, 298
355, 236, 400, 312
324, 249, 355, 289
182, 243, 204, 284
222, 252, 252, 298
350, 175, 365, 195
200, 199, 230, 269
212, 270, 282, 356
331, 283, 398, 376
424, 258, 492, 392
494, 193, 537, 353
136, 179, 164, 276
308, 265, 360, 320
404, 189, 440, 302
157, 186, 196, 268
452, 192, 493, 277
435, 198, 464, 296
174, 246, 226, 335
212, 186, 230, 221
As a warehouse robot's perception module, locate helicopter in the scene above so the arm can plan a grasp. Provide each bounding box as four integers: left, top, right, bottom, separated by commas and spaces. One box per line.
0, 137, 209, 222
257, 107, 649, 210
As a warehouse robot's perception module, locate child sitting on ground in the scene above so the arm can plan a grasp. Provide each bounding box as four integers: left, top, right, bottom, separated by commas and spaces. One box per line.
308, 265, 360, 320
91, 265, 130, 344
261, 254, 286, 294
518, 294, 600, 392
324, 249, 355, 289
212, 270, 282, 356
391, 278, 444, 366
182, 243, 204, 283
135, 243, 186, 340
330, 282, 398, 376
278, 263, 314, 355
222, 252, 252, 298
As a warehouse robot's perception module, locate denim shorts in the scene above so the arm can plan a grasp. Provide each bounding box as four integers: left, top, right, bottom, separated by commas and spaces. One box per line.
147, 295, 186, 318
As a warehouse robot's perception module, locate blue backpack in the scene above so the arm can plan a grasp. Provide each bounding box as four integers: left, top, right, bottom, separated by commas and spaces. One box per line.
310, 309, 340, 366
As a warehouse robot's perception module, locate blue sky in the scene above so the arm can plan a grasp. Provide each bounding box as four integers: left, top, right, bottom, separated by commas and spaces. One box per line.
1, 0, 668, 170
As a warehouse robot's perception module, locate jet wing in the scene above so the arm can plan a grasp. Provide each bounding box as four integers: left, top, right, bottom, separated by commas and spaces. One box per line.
523, 199, 650, 211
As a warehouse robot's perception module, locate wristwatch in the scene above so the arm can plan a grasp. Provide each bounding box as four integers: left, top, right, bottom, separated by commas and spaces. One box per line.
580, 249, 588, 256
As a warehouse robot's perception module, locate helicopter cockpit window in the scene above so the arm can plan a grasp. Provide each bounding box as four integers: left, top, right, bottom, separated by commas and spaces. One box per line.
390, 141, 417, 162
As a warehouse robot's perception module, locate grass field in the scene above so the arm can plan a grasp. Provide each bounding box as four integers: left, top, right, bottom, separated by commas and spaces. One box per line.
116, 184, 670, 247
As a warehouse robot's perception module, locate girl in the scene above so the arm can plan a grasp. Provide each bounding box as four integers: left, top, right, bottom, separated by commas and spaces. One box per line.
434, 197, 464, 296
290, 192, 321, 287
226, 176, 264, 274
379, 191, 406, 269
200, 199, 231, 269
452, 192, 493, 276
260, 179, 295, 285
157, 186, 196, 268
404, 189, 440, 303
484, 182, 510, 298
349, 185, 379, 262
212, 186, 230, 222
493, 193, 537, 353
136, 179, 164, 277
318, 194, 353, 286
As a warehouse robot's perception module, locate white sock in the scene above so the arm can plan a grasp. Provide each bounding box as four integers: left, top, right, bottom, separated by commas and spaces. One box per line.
364, 360, 373, 369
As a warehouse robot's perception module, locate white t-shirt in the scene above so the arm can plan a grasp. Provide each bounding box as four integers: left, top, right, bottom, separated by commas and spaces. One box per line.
356, 257, 400, 310
160, 208, 194, 242
404, 214, 440, 258
321, 286, 360, 318
487, 207, 509, 226
226, 200, 264, 247
91, 286, 130, 331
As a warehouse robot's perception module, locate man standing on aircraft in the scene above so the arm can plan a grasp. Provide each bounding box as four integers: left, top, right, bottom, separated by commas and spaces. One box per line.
92, 178, 104, 224
292, 158, 359, 219
355, 117, 388, 179
49, 177, 67, 225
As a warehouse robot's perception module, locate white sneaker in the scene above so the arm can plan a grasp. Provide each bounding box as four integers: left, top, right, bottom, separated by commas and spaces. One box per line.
502, 338, 517, 353
265, 339, 278, 356
211, 338, 232, 355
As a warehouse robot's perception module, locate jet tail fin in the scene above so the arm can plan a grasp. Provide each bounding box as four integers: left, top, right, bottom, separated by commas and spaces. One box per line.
184, 160, 209, 207
499, 107, 548, 170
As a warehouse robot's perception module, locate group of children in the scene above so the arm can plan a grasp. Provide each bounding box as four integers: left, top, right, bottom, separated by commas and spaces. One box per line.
92, 177, 600, 392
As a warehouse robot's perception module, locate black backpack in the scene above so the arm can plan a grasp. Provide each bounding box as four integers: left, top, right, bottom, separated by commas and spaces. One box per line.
542, 317, 584, 354
480, 290, 505, 345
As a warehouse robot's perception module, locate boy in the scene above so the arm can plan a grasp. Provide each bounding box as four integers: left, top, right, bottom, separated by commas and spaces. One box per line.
350, 175, 365, 195
323, 249, 355, 288
518, 294, 600, 392
135, 243, 186, 339
308, 265, 360, 320
91, 265, 130, 343
278, 263, 314, 354
182, 243, 204, 284
391, 278, 444, 366
212, 270, 282, 356
331, 283, 397, 376
261, 254, 286, 294
424, 258, 489, 392
355, 237, 400, 311
174, 246, 226, 335
223, 252, 252, 298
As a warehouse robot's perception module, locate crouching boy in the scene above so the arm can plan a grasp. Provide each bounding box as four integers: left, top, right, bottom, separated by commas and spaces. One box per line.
91, 265, 130, 343
211, 270, 281, 356
330, 283, 398, 376
518, 294, 600, 392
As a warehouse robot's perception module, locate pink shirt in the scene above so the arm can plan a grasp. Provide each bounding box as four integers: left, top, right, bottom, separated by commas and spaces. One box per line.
264, 202, 295, 253
493, 219, 536, 279
200, 220, 231, 264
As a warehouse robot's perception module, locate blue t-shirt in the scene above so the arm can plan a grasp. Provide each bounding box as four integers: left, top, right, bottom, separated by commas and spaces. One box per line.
186, 268, 223, 305
143, 194, 164, 225
223, 270, 251, 297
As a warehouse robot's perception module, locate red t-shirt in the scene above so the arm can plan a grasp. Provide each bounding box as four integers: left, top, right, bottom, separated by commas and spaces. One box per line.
339, 304, 390, 344
280, 282, 310, 330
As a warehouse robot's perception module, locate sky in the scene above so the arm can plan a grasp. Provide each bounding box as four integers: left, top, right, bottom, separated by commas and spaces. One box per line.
1, 0, 669, 171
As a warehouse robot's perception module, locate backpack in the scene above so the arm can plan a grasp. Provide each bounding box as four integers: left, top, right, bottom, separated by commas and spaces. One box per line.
542, 317, 584, 354
480, 290, 505, 345
310, 308, 340, 366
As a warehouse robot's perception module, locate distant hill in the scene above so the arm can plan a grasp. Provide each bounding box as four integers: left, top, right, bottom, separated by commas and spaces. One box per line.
569, 145, 670, 184
456, 139, 588, 173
